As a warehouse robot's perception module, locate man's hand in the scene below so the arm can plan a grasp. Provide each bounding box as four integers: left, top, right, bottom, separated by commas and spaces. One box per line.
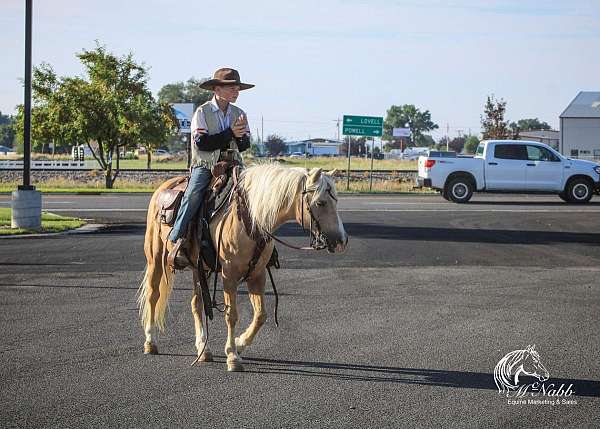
231, 115, 248, 138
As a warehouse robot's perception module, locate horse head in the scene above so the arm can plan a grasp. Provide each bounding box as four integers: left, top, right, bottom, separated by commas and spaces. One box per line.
520, 344, 549, 382
300, 168, 348, 253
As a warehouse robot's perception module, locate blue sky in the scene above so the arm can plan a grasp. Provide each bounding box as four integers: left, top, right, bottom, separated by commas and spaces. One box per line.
2, 0, 599, 141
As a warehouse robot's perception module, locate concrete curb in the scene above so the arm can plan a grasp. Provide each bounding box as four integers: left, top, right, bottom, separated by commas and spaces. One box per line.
0, 223, 107, 239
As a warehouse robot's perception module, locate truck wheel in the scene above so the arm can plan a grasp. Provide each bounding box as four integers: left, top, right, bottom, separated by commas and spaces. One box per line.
566, 178, 593, 203
558, 191, 568, 202
441, 190, 450, 201
446, 177, 473, 203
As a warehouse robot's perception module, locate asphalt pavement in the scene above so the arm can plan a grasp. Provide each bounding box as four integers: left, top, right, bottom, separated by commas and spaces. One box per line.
0, 193, 599, 428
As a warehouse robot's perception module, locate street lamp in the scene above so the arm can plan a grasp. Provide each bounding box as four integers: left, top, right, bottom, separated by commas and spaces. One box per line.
12, 0, 42, 229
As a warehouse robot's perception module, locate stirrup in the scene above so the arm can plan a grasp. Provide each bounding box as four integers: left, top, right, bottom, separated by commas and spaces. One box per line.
167, 238, 191, 271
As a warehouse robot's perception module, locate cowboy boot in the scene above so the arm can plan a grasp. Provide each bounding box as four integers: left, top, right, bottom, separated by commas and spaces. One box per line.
167, 238, 192, 271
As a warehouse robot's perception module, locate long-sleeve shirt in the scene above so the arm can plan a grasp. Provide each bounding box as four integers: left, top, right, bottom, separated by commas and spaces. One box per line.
191, 97, 251, 152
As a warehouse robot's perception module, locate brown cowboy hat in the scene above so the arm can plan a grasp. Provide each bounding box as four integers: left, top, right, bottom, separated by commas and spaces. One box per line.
199, 68, 255, 91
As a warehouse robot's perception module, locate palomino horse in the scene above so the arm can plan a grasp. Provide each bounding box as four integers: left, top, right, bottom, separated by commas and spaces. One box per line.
138, 164, 348, 371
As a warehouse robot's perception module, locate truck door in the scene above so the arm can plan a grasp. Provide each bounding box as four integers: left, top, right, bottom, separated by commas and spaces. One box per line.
485, 144, 528, 190
525, 145, 563, 191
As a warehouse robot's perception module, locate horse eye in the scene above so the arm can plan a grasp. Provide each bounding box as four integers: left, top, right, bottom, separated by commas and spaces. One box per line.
315, 200, 326, 207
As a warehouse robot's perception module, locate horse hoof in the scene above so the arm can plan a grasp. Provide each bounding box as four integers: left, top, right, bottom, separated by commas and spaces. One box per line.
197, 350, 213, 362
143, 342, 158, 355
227, 360, 244, 372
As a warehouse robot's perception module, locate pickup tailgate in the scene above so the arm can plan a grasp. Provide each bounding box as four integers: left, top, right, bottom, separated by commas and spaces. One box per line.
417, 155, 483, 190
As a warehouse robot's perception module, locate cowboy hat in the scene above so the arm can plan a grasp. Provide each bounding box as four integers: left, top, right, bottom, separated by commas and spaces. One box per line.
199, 68, 255, 91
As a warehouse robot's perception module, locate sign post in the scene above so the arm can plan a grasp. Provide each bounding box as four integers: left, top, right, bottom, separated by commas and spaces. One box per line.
342, 115, 383, 192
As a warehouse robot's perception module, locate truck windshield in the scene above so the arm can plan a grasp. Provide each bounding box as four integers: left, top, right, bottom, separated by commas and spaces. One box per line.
476, 144, 484, 156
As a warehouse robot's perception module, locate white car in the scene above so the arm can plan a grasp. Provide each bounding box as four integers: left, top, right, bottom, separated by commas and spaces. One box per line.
416, 140, 600, 203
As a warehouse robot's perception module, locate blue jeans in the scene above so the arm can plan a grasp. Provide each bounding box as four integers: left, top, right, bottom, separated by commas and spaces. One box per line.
168, 167, 212, 242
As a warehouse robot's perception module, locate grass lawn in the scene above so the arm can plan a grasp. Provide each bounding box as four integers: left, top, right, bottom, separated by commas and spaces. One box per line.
0, 208, 85, 236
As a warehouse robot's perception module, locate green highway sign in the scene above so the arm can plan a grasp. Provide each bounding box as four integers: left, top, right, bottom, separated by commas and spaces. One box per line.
342, 115, 383, 137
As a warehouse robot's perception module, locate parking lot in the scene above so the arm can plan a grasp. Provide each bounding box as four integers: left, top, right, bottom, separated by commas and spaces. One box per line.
0, 193, 599, 428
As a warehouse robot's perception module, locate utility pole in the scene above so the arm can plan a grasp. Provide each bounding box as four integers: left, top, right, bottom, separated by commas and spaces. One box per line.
446, 123, 450, 151
261, 116, 264, 145
332, 118, 341, 141
12, 0, 42, 229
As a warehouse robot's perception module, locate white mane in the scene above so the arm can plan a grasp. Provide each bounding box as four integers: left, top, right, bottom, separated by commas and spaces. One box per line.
239, 163, 330, 235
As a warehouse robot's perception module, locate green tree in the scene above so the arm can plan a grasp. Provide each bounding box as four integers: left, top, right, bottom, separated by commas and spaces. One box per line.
157, 77, 212, 105
340, 136, 367, 156
481, 95, 509, 140
448, 136, 466, 153
265, 134, 286, 156
464, 135, 480, 154
509, 118, 552, 135
137, 101, 179, 169
0, 112, 16, 148
383, 104, 438, 146
18, 44, 174, 188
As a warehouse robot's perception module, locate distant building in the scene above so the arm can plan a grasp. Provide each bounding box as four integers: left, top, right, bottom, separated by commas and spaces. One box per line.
560, 91, 600, 160
518, 130, 559, 150
284, 138, 343, 156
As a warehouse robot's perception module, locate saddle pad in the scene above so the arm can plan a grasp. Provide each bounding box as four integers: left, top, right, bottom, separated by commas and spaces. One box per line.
209, 173, 235, 220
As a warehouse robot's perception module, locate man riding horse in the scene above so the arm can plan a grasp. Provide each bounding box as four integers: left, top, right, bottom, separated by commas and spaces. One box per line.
167, 67, 254, 270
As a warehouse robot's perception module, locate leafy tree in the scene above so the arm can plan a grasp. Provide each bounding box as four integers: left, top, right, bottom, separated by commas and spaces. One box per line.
137, 101, 179, 169
17, 44, 174, 188
340, 136, 367, 156
464, 135, 480, 154
157, 77, 212, 105
448, 136, 466, 153
383, 104, 438, 146
0, 112, 16, 148
265, 134, 286, 156
0, 124, 15, 148
509, 118, 552, 135
481, 95, 509, 140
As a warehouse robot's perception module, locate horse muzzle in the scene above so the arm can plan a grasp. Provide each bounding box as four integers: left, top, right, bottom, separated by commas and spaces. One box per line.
325, 233, 348, 254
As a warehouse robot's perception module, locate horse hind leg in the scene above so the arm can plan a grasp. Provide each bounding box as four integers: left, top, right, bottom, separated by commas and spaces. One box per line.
191, 271, 213, 363
235, 270, 267, 355
138, 235, 173, 355
138, 262, 161, 354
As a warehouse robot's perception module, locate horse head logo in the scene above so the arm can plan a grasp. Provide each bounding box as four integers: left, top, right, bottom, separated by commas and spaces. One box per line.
494, 345, 550, 394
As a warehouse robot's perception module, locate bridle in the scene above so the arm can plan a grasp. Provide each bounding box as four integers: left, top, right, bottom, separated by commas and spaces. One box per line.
264, 176, 337, 251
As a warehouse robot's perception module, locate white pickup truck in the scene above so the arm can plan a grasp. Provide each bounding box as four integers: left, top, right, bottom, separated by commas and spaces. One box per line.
416, 140, 600, 203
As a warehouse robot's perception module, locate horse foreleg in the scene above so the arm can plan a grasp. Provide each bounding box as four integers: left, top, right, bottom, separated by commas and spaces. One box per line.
191, 271, 213, 363
235, 270, 267, 355
223, 278, 243, 372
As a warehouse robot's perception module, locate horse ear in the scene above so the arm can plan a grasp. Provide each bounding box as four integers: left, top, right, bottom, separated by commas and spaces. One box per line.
308, 168, 322, 183
325, 169, 338, 176
531, 344, 536, 352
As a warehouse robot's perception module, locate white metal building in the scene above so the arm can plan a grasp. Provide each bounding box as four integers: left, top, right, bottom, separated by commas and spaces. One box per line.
560, 91, 600, 160
285, 138, 343, 156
